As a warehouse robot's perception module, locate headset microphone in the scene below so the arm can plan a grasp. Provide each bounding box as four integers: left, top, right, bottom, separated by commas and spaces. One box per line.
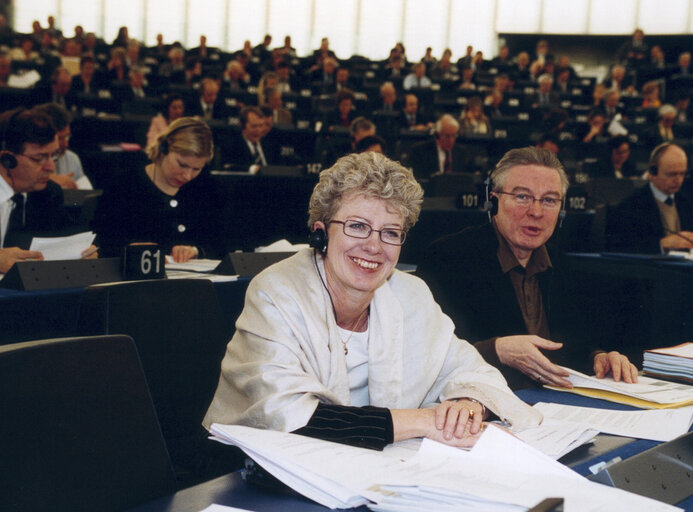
308, 228, 327, 253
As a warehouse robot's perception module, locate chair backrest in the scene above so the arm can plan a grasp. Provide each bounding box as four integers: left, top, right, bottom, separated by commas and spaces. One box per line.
0, 335, 175, 512
77, 279, 230, 485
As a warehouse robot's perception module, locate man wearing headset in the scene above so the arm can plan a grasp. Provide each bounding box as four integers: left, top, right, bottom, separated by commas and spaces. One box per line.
408, 114, 469, 180
418, 147, 637, 390
607, 143, 693, 253
0, 108, 70, 272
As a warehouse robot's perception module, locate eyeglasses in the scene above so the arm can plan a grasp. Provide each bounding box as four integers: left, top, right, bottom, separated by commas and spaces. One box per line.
18, 151, 60, 165
496, 191, 562, 210
330, 220, 406, 246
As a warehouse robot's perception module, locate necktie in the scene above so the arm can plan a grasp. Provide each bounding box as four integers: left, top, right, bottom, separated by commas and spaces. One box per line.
8, 194, 24, 233
252, 142, 264, 165
665, 196, 674, 206
443, 152, 452, 174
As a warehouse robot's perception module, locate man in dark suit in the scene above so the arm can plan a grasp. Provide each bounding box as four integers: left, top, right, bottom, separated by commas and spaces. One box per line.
408, 114, 468, 179
593, 136, 639, 179
31, 67, 73, 108
529, 74, 559, 109
220, 106, 279, 170
607, 143, 693, 253
397, 93, 431, 131
188, 78, 226, 122
418, 147, 637, 389
0, 108, 75, 272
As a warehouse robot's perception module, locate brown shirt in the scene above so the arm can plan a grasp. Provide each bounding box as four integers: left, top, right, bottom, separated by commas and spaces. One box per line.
495, 227, 552, 339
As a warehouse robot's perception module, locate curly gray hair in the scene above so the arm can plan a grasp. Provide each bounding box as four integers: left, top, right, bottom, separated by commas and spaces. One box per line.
308, 152, 423, 231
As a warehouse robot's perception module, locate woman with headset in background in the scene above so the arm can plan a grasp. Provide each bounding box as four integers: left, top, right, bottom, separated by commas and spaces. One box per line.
92, 117, 224, 262
203, 151, 540, 450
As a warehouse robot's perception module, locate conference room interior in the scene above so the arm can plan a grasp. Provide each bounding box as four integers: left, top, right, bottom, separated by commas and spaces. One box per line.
2, 2, 693, 511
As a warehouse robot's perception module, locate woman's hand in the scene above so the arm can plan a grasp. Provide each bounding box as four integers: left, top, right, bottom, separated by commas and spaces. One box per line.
171, 245, 198, 263
391, 398, 487, 448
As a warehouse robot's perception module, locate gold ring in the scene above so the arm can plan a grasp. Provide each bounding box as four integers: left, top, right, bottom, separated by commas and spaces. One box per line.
468, 408, 474, 417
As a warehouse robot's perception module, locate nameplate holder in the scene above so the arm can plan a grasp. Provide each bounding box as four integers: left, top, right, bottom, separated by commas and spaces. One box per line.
0, 258, 122, 291
587, 431, 693, 505
123, 244, 166, 280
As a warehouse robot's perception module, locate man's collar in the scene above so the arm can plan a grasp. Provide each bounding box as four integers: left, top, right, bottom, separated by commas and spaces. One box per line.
649, 181, 671, 203
494, 222, 552, 275
0, 173, 16, 203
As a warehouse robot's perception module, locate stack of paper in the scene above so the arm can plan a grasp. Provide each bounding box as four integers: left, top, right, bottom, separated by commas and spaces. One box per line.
644, 343, 693, 384
209, 423, 680, 511
547, 367, 693, 409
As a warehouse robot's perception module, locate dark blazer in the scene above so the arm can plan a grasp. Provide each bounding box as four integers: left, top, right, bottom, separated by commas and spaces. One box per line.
417, 222, 598, 389
397, 109, 430, 130
3, 181, 71, 249
219, 133, 281, 170
606, 184, 693, 253
187, 98, 228, 121
592, 158, 639, 179
407, 139, 468, 180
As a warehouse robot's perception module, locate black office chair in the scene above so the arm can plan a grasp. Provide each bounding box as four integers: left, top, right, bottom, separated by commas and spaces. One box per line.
77, 279, 241, 487
0, 335, 175, 512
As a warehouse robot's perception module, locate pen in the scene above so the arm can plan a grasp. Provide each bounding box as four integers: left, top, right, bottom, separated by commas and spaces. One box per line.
82, 246, 99, 258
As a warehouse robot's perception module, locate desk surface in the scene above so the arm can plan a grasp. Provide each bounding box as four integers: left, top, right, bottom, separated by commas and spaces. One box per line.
127, 388, 693, 512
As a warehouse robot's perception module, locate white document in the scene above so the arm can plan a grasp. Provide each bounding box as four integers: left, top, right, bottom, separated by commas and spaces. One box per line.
561, 367, 693, 404
365, 427, 680, 512
210, 423, 681, 512
165, 258, 222, 272
534, 402, 693, 442
199, 506, 254, 512
514, 418, 599, 459
29, 231, 95, 261
255, 239, 307, 252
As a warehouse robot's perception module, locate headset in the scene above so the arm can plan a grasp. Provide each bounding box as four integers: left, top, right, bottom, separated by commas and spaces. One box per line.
308, 227, 328, 253
648, 142, 673, 176
158, 118, 201, 156
0, 108, 25, 171
483, 167, 567, 229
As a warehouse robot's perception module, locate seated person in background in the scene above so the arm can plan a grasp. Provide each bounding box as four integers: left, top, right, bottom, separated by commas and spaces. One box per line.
602, 90, 624, 121
0, 107, 88, 272
354, 134, 385, 154
459, 96, 491, 136
403, 62, 432, 90
69, 55, 106, 95
264, 87, 293, 126
350, 116, 376, 150
92, 117, 224, 261
31, 67, 72, 108
418, 147, 638, 390
408, 114, 468, 179
189, 78, 226, 122
326, 89, 357, 128
641, 80, 662, 108
535, 133, 560, 155
458, 65, 477, 90
33, 103, 92, 190
595, 135, 638, 179
398, 93, 431, 131
644, 104, 678, 146
222, 60, 250, 91
577, 108, 609, 159
146, 94, 186, 149
607, 143, 693, 253
221, 106, 279, 168
158, 46, 185, 83
529, 74, 559, 108
203, 152, 541, 450
374, 81, 399, 112
602, 64, 634, 95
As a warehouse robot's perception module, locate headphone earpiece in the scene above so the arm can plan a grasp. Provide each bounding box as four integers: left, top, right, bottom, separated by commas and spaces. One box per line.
558, 207, 566, 229
648, 142, 673, 177
0, 152, 17, 170
1, 107, 24, 171
308, 228, 328, 253
483, 174, 498, 221
159, 138, 169, 156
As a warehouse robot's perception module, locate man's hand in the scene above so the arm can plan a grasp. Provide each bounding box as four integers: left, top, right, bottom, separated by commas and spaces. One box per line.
660, 231, 693, 250
594, 351, 638, 383
0, 247, 44, 273
50, 173, 78, 190
80, 245, 98, 259
496, 335, 572, 388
